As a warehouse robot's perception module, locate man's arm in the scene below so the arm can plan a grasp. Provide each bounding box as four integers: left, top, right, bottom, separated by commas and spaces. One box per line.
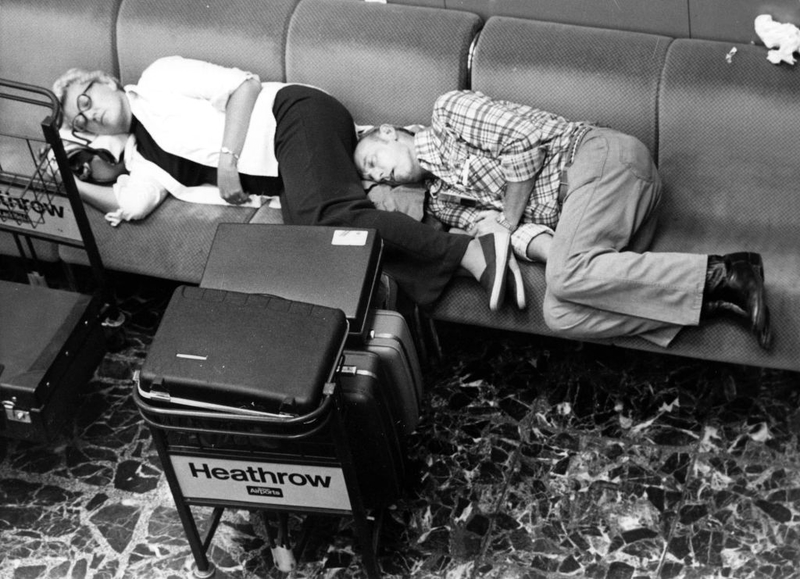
502, 178, 534, 230
431, 90, 548, 184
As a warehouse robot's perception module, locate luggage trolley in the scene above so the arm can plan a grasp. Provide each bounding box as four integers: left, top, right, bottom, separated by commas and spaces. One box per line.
133, 287, 392, 579
0, 79, 121, 441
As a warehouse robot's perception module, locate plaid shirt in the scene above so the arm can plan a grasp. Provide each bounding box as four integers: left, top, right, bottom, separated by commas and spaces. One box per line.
417, 90, 586, 260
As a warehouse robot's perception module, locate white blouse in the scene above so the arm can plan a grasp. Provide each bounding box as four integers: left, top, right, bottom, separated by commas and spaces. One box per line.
108, 56, 288, 225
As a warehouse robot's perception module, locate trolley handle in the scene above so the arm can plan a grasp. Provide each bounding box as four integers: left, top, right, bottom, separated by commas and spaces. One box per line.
0, 76, 121, 323
0, 78, 60, 123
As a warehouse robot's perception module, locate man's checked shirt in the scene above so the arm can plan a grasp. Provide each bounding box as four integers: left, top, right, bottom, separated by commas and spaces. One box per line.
415, 90, 587, 260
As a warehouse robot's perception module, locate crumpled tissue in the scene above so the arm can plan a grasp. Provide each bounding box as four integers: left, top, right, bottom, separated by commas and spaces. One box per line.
754, 14, 800, 65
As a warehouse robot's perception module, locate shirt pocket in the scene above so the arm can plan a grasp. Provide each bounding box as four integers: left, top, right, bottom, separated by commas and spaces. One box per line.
463, 154, 504, 192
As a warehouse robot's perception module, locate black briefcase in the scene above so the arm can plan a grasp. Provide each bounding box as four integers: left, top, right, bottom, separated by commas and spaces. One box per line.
0, 281, 107, 441
201, 224, 382, 339
137, 286, 349, 416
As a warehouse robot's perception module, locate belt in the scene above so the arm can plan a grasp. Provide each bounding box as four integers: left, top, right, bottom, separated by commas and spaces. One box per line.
558, 124, 593, 203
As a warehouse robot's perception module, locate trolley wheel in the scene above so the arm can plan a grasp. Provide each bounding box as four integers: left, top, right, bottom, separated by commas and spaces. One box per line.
102, 310, 128, 352
189, 561, 216, 579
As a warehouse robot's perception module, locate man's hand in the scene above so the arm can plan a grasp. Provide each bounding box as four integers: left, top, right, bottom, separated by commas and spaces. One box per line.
472, 210, 511, 237
217, 163, 249, 205
526, 233, 552, 263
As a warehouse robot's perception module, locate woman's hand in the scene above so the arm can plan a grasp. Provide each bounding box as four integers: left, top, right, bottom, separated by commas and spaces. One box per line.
217, 161, 249, 205
472, 210, 511, 237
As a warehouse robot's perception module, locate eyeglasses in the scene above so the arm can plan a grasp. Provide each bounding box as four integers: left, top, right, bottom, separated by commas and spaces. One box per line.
71, 81, 95, 134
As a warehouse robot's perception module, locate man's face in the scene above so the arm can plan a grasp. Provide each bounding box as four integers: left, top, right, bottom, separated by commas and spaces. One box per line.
354, 125, 424, 184
63, 79, 132, 136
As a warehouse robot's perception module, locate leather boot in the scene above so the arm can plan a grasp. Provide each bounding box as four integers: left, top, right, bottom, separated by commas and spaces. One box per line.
702, 252, 772, 350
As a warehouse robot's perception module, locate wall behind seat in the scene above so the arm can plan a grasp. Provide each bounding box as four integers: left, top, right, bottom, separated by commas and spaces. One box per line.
449, 0, 690, 38
388, 0, 800, 43
388, 0, 689, 37
689, 0, 800, 43
388, 0, 444, 7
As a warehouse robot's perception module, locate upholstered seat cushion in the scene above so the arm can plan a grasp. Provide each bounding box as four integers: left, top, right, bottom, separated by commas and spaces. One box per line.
652, 38, 800, 370
58, 198, 256, 284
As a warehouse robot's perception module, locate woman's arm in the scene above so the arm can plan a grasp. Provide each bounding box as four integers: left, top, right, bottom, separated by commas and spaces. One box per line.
74, 179, 120, 213
217, 77, 262, 205
138, 57, 262, 205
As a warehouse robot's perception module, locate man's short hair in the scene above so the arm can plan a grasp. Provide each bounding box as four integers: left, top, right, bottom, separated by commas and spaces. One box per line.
358, 126, 381, 141
357, 125, 415, 142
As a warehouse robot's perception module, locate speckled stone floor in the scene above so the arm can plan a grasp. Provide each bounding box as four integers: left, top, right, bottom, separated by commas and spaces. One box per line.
1, 268, 799, 579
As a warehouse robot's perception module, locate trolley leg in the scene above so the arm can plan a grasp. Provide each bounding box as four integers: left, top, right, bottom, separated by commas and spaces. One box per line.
352, 514, 380, 579
151, 428, 217, 577
329, 388, 382, 579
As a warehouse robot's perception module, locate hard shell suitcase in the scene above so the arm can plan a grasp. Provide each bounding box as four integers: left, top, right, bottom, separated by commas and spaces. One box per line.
137, 286, 348, 416
201, 224, 383, 339
337, 350, 407, 506
360, 309, 424, 435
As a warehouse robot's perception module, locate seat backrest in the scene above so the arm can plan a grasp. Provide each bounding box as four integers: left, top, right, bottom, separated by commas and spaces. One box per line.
115, 0, 301, 85
471, 17, 671, 156
285, 0, 482, 127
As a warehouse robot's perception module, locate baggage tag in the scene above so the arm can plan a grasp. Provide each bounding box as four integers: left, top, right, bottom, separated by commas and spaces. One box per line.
169, 455, 352, 511
331, 230, 368, 246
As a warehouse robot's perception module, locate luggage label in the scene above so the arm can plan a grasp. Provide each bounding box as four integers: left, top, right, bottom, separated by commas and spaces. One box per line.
170, 454, 352, 511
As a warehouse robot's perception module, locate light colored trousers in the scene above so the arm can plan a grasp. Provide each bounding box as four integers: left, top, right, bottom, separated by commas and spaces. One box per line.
543, 128, 708, 347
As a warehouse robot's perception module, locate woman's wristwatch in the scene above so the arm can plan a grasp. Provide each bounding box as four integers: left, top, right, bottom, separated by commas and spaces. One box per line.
495, 214, 516, 232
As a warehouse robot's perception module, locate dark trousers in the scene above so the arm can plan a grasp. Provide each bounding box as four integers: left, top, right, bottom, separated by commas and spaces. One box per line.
272, 85, 469, 306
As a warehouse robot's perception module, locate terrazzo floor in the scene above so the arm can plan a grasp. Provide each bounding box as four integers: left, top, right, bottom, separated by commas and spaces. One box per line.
1, 268, 799, 579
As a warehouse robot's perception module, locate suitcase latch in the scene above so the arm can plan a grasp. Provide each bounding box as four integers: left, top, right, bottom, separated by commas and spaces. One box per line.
338, 365, 357, 376
3, 399, 31, 424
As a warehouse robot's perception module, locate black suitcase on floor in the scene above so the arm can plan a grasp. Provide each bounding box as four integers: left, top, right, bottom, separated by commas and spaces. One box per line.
137, 286, 348, 416
0, 281, 107, 441
361, 309, 423, 435
337, 350, 408, 505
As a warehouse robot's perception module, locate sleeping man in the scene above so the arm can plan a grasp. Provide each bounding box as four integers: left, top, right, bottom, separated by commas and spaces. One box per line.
354, 89, 773, 349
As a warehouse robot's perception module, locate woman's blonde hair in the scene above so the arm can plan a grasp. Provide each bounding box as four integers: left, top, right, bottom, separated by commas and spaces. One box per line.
52, 68, 121, 127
